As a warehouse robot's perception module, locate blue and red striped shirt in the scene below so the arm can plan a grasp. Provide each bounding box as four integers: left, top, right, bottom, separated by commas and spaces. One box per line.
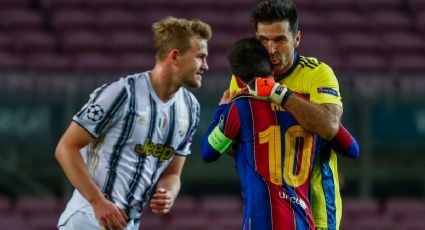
202, 97, 326, 230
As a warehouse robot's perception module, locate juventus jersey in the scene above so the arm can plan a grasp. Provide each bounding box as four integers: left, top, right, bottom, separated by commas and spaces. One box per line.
64, 72, 199, 217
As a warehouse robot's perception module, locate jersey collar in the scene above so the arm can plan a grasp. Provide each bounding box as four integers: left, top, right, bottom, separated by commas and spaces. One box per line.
275, 52, 299, 82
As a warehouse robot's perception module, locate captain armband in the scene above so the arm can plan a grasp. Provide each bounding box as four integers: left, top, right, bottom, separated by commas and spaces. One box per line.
207, 126, 234, 154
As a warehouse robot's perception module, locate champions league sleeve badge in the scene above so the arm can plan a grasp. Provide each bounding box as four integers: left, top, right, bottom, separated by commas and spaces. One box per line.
86, 104, 105, 122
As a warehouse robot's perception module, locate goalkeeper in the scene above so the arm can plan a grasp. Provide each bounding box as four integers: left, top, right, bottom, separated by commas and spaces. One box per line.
228, 1, 360, 229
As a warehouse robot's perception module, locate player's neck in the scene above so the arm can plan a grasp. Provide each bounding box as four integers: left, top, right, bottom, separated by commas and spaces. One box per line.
150, 64, 179, 103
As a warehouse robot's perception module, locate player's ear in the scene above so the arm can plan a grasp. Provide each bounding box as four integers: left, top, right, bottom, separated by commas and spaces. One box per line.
294, 31, 301, 48
169, 49, 180, 64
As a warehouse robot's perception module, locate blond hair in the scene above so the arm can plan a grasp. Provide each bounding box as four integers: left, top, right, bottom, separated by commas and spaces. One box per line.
152, 16, 212, 60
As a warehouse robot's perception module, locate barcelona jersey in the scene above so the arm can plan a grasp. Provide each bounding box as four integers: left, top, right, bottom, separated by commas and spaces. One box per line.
202, 97, 326, 230
229, 53, 343, 229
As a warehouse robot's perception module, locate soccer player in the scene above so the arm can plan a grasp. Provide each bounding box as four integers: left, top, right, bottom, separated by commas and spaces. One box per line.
202, 37, 358, 230
228, 1, 356, 229
55, 17, 211, 230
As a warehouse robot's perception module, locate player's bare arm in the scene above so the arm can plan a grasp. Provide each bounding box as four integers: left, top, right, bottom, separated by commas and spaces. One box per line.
150, 155, 186, 214
55, 122, 128, 229
247, 78, 342, 140
285, 95, 342, 140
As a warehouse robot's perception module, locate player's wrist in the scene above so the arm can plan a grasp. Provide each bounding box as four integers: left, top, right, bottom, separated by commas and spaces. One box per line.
269, 83, 292, 106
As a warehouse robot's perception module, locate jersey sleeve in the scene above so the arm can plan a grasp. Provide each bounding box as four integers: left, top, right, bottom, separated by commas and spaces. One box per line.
201, 103, 240, 162
72, 78, 128, 138
175, 94, 200, 156
330, 124, 360, 158
309, 63, 342, 107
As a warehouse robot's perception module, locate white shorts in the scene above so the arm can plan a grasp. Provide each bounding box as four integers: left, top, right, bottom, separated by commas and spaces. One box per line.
58, 210, 140, 230
58, 210, 101, 230
58, 190, 140, 230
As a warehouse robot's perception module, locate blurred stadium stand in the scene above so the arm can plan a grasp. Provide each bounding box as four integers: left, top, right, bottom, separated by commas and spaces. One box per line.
0, 0, 423, 73
0, 0, 424, 229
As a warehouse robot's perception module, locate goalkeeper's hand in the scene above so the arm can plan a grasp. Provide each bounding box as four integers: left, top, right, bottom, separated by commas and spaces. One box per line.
247, 78, 292, 105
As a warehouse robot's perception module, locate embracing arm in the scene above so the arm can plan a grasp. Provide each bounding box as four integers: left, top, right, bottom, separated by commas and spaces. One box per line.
247, 78, 341, 140
284, 95, 342, 140
150, 155, 186, 214
55, 122, 127, 229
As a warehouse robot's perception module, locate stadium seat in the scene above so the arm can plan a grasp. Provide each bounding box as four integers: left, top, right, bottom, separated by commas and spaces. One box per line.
403, 219, 425, 230
0, 8, 44, 30
39, 0, 87, 11
0, 196, 10, 213
138, 9, 186, 29
27, 52, 73, 72
337, 32, 383, 55
0, 52, 25, 70
380, 32, 425, 56
28, 214, 59, 230
0, 213, 29, 230
318, 0, 359, 11
86, 0, 131, 10
390, 54, 425, 73
298, 10, 327, 33
326, 11, 369, 33
409, 0, 425, 11
97, 10, 141, 31
208, 31, 237, 53
118, 53, 154, 72
13, 30, 57, 53
343, 215, 393, 230
367, 11, 413, 33
342, 198, 381, 221
200, 195, 242, 217
297, 32, 340, 68
345, 53, 387, 72
61, 30, 109, 53
415, 10, 425, 34
357, 0, 403, 11
206, 54, 231, 73
0, 32, 13, 52
206, 215, 241, 230
16, 196, 59, 218
168, 196, 199, 216
185, 10, 231, 31
294, 0, 321, 11
385, 198, 425, 220
129, 0, 177, 11
74, 52, 119, 72
108, 30, 153, 54
138, 215, 165, 229
51, 9, 98, 32
166, 213, 208, 230
0, 0, 28, 8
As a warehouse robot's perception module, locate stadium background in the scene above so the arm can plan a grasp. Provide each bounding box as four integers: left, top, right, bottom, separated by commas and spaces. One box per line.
0, 0, 424, 229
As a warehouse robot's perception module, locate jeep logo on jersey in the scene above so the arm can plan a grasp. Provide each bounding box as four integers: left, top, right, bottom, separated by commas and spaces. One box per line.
134, 138, 174, 161
86, 104, 104, 122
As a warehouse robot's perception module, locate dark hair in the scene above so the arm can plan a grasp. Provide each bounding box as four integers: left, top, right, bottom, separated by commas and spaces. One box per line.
251, 0, 299, 36
227, 37, 272, 83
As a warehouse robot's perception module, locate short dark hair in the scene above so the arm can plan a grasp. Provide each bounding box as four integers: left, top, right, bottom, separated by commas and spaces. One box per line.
251, 0, 299, 36
227, 37, 272, 83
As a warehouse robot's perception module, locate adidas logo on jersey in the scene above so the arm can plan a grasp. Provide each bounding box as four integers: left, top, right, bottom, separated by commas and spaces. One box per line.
134, 138, 174, 161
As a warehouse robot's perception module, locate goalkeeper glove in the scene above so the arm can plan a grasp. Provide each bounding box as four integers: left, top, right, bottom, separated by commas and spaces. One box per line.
247, 78, 292, 106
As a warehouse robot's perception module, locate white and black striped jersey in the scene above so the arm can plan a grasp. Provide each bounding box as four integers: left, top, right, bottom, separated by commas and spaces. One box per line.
69, 71, 200, 214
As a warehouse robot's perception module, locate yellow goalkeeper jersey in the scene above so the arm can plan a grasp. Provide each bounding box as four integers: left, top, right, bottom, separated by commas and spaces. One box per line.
229, 53, 343, 230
